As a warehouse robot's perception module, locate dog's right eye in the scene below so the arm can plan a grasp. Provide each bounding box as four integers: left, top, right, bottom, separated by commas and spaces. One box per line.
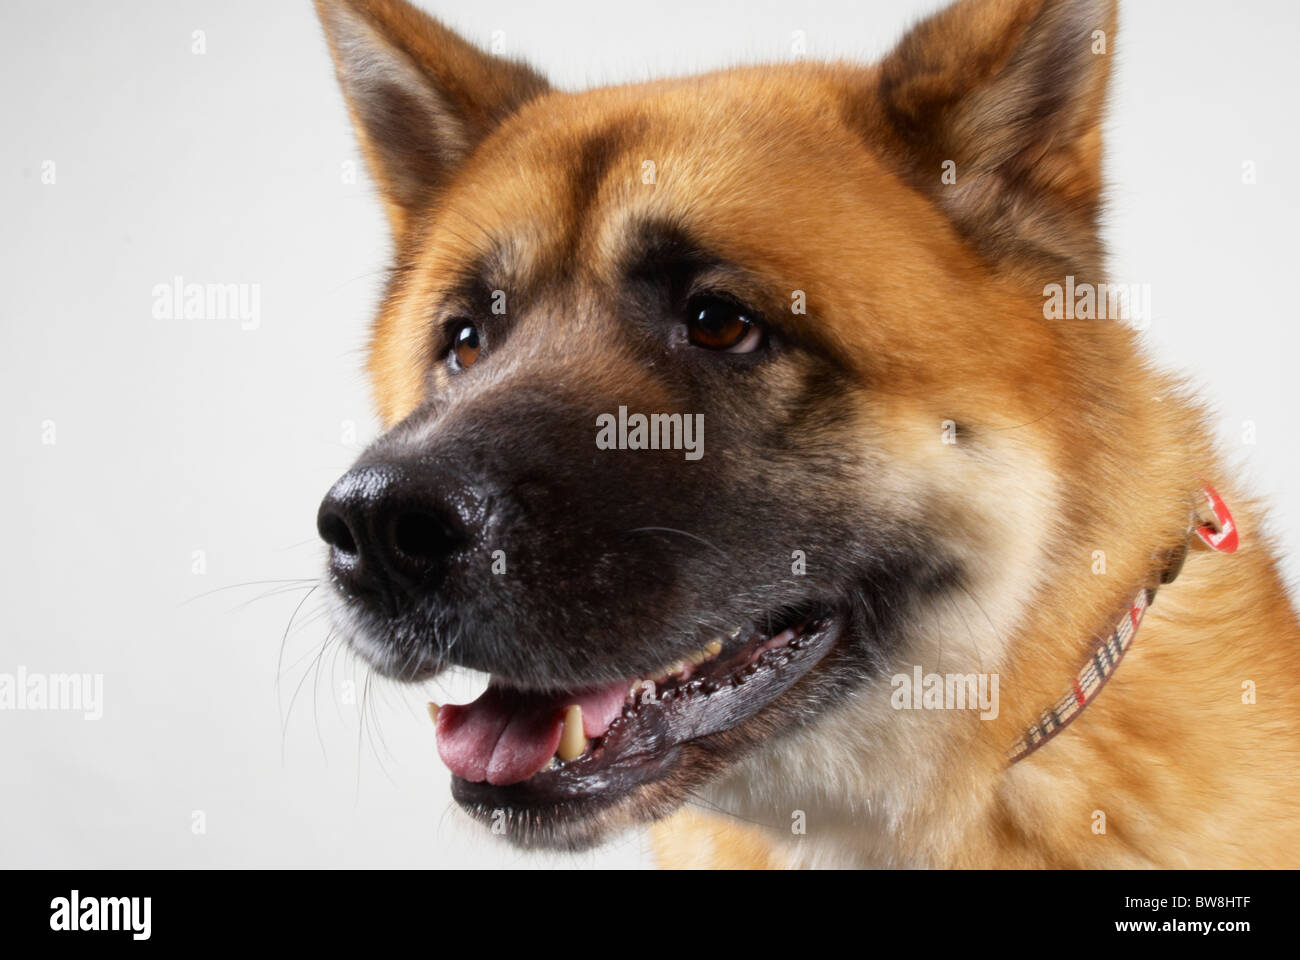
449, 321, 481, 369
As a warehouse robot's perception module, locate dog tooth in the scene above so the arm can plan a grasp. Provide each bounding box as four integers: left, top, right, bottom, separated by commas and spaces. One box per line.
426, 702, 440, 726
667, 660, 685, 677
557, 705, 586, 761
705, 638, 724, 657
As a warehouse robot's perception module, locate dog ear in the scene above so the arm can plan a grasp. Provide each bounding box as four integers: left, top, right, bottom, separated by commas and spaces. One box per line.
861, 0, 1117, 281
314, 0, 549, 236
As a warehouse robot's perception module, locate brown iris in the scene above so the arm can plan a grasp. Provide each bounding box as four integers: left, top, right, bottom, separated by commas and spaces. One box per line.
451, 322, 481, 368
686, 296, 760, 352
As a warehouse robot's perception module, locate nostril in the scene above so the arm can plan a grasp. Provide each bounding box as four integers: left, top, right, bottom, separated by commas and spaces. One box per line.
392, 510, 455, 564
319, 510, 358, 556
318, 461, 473, 603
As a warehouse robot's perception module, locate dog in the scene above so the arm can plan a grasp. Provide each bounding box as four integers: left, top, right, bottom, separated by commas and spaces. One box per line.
311, 0, 1300, 867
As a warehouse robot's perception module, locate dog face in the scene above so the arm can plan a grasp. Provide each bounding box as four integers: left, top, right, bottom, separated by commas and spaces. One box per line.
314, 0, 1118, 849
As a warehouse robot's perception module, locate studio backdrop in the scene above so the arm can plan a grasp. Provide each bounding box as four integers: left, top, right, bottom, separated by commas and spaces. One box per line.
2, 0, 1297, 868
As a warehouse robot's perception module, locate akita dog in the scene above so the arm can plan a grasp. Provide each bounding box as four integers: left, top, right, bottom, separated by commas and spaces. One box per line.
311, 0, 1300, 867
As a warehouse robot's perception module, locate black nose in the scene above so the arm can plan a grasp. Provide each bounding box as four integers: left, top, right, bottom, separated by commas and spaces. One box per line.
316, 461, 467, 613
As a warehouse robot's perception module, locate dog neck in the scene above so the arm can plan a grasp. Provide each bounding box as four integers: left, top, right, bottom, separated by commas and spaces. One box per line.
1006, 485, 1237, 764
698, 475, 1272, 868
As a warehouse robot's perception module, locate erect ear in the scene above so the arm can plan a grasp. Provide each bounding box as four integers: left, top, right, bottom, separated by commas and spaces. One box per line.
314, 0, 550, 236
861, 0, 1117, 282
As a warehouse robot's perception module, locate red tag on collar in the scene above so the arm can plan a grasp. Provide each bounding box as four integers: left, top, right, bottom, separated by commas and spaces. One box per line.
1195, 484, 1238, 553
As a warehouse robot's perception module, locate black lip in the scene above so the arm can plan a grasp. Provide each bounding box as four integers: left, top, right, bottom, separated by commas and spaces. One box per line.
450, 614, 843, 822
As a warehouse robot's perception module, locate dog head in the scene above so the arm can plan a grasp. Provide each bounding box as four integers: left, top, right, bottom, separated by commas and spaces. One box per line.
313, 0, 1124, 849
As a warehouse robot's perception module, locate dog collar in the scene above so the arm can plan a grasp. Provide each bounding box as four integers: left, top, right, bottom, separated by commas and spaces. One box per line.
1007, 484, 1237, 764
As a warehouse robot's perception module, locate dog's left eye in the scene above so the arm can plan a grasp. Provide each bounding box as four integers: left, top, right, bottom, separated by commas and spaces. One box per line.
686, 296, 763, 353
449, 321, 481, 369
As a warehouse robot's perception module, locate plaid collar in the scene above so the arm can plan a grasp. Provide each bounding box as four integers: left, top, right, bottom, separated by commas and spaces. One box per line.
1008, 484, 1238, 764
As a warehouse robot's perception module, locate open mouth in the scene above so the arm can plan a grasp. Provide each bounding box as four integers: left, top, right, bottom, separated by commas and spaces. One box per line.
435, 607, 842, 821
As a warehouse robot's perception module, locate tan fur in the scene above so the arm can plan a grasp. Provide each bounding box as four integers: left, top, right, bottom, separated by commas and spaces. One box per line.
651, 810, 783, 870
315, 0, 1300, 867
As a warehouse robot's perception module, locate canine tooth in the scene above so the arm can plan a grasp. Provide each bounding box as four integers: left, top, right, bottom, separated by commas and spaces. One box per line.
426, 702, 440, 725
557, 705, 586, 761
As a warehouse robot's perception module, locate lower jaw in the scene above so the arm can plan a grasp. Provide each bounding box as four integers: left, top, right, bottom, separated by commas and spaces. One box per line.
449, 614, 844, 849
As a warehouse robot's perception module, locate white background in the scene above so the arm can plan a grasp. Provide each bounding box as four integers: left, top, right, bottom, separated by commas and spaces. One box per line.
2, 0, 1297, 868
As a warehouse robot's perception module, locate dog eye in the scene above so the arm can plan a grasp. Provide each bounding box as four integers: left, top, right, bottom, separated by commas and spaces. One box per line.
686, 296, 763, 353
450, 321, 481, 369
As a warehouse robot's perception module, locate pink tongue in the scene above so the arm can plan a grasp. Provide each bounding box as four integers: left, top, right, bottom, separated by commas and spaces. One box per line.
435, 681, 628, 786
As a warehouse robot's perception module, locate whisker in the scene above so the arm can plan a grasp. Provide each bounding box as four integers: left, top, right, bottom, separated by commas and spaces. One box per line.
355, 671, 371, 805
626, 525, 729, 558
222, 581, 320, 616
181, 578, 317, 606
278, 584, 322, 732
282, 626, 330, 743
312, 627, 338, 761
682, 789, 782, 832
